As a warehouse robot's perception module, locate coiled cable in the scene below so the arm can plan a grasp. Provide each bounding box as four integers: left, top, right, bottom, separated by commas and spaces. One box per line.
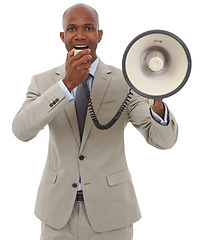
87, 88, 134, 130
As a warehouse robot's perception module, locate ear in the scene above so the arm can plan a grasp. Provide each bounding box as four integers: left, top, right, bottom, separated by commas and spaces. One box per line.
60, 32, 65, 43
98, 30, 103, 43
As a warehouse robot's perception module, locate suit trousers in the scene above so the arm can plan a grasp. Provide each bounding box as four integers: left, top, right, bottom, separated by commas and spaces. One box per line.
40, 201, 133, 240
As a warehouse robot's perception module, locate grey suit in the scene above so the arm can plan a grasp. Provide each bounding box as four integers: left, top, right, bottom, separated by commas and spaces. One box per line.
12, 59, 178, 233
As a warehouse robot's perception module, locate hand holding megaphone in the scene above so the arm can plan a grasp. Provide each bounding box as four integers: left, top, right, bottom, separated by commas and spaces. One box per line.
147, 98, 164, 119
62, 48, 92, 92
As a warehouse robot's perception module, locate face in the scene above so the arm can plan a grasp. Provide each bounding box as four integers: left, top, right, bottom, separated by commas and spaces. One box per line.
60, 6, 103, 63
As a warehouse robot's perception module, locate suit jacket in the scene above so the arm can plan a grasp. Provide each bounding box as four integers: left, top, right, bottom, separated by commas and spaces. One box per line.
12, 59, 178, 233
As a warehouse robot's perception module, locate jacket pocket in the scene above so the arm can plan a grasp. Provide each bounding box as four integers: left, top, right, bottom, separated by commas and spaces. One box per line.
43, 168, 58, 184
107, 168, 132, 186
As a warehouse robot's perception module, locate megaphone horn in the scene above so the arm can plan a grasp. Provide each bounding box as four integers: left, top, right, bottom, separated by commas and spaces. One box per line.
122, 29, 192, 100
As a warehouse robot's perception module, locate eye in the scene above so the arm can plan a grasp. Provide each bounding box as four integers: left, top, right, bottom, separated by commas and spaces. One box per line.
86, 27, 94, 31
67, 27, 76, 32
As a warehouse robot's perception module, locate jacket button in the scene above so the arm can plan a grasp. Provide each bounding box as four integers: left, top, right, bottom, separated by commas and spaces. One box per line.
79, 155, 85, 161
72, 183, 78, 188
49, 103, 53, 107
55, 98, 59, 102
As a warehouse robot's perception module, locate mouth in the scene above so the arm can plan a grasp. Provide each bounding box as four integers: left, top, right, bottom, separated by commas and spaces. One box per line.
74, 45, 89, 50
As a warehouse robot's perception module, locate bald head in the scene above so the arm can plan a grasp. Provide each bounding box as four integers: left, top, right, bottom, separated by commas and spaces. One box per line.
62, 4, 99, 31
60, 3, 103, 62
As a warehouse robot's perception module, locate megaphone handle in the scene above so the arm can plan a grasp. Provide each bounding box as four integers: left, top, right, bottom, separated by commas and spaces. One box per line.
148, 99, 155, 106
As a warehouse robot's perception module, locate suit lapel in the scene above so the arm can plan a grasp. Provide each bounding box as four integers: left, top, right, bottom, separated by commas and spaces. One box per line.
80, 60, 112, 150
54, 64, 81, 146
54, 60, 112, 149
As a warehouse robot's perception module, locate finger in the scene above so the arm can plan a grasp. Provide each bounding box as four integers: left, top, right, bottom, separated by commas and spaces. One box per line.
81, 60, 92, 70
76, 54, 92, 66
82, 54, 92, 64
66, 49, 75, 62
73, 49, 91, 60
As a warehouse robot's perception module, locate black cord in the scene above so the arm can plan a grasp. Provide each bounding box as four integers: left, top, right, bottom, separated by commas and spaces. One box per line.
87, 88, 134, 130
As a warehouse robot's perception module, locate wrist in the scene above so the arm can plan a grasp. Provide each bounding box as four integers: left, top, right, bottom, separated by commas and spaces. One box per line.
151, 102, 165, 119
62, 78, 73, 92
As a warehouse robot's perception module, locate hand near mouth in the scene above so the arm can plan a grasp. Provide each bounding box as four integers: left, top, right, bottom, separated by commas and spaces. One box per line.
62, 48, 92, 92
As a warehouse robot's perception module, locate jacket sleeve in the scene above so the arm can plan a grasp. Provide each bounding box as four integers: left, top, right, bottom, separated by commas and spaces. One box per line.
127, 91, 178, 150
12, 75, 68, 142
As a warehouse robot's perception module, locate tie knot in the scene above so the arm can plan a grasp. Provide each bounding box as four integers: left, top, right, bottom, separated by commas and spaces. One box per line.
85, 73, 91, 82
83, 73, 93, 92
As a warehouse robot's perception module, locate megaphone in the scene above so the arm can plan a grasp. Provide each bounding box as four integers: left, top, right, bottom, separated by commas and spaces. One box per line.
122, 29, 192, 101
88, 29, 191, 130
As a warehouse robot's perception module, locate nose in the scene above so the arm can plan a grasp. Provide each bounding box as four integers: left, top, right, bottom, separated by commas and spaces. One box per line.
74, 29, 86, 40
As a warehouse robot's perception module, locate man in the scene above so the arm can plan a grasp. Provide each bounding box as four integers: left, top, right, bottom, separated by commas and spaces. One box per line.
12, 3, 178, 240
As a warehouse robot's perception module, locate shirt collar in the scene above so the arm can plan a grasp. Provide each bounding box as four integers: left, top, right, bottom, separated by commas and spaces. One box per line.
89, 57, 99, 77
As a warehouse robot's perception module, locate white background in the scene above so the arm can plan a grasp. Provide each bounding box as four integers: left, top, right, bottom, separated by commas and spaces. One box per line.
1, 0, 203, 239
